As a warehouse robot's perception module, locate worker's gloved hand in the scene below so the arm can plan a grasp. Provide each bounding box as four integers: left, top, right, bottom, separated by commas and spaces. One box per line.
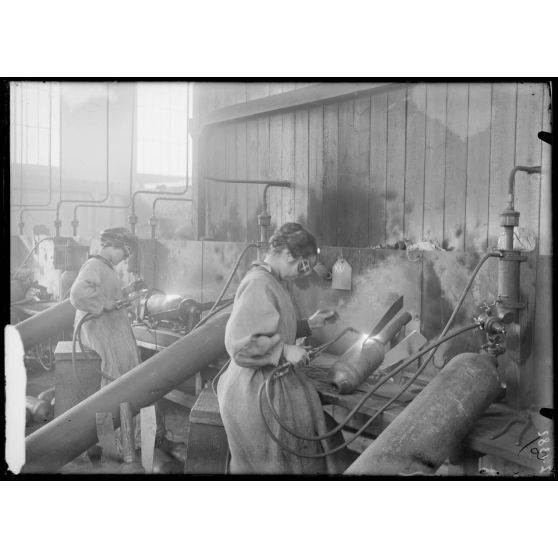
122, 278, 145, 296
282, 343, 310, 366
103, 300, 118, 311
308, 309, 337, 330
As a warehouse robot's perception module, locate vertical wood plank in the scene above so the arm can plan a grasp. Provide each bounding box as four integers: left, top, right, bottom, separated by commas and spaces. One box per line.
385, 87, 407, 245
246, 82, 270, 101
337, 97, 370, 247
257, 116, 270, 236
369, 92, 388, 247
225, 122, 238, 241
514, 83, 544, 242
355, 95, 371, 247
140, 406, 157, 473
246, 117, 260, 241
269, 83, 284, 96
423, 83, 447, 243
465, 83, 492, 252
404, 84, 426, 244
337, 98, 356, 246
269, 113, 282, 230
488, 83, 517, 248
281, 111, 296, 222
308, 106, 324, 243
232, 82, 247, 104
214, 82, 227, 110
235, 119, 247, 242
322, 102, 339, 245
294, 108, 309, 225
539, 83, 552, 257
444, 84, 469, 251
515, 83, 544, 409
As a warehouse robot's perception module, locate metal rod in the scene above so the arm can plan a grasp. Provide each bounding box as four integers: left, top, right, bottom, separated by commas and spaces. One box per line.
507, 165, 542, 209
203, 176, 291, 215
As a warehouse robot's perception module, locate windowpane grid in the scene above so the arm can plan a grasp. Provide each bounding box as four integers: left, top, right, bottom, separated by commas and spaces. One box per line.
10, 81, 60, 166
136, 83, 190, 179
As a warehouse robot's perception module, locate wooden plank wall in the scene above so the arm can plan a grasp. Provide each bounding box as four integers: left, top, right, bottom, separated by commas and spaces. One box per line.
193, 81, 551, 412
197, 81, 550, 254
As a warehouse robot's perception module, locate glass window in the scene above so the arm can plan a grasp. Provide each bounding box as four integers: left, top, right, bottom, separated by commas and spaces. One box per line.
10, 81, 60, 166
136, 82, 191, 183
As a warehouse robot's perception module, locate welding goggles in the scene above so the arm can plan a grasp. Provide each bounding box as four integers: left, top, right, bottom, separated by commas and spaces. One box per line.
297, 256, 316, 277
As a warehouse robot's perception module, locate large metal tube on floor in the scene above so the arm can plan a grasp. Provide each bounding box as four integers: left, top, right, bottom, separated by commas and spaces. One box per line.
345, 352, 503, 476
15, 298, 76, 351
23, 312, 230, 473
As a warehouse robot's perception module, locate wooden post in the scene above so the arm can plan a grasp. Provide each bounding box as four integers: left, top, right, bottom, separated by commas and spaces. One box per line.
120, 402, 136, 464
140, 406, 157, 473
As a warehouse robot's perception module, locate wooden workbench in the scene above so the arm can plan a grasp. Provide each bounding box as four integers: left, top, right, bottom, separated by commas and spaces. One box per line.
300, 354, 552, 476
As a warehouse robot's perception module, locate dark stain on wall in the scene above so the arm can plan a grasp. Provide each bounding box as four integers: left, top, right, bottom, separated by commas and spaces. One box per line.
421, 259, 454, 340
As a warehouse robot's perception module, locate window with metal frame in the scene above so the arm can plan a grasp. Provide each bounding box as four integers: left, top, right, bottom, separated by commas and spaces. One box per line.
136, 82, 192, 184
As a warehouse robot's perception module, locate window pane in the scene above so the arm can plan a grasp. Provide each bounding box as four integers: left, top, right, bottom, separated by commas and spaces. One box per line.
38, 85, 50, 128
27, 127, 39, 165
51, 127, 60, 166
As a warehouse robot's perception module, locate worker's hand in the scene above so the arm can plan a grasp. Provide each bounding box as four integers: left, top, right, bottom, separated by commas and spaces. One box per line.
282, 344, 310, 366
103, 300, 117, 311
308, 309, 337, 330
122, 278, 145, 296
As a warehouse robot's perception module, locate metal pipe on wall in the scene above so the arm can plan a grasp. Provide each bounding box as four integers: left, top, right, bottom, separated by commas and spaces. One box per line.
149, 197, 193, 239
23, 311, 230, 473
202, 176, 291, 245
54, 83, 112, 237
69, 84, 138, 236
129, 83, 191, 235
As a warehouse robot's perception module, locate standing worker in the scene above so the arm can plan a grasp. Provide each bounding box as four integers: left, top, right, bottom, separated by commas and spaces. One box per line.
69, 227, 168, 457
217, 222, 348, 474
70, 227, 141, 388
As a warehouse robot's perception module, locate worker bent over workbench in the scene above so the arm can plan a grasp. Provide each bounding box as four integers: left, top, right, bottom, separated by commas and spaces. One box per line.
216, 222, 351, 474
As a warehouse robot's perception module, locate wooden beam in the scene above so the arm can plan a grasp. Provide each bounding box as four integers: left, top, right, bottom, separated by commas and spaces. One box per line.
201, 83, 402, 127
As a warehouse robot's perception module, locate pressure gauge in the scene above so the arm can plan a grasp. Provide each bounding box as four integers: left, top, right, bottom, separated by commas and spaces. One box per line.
497, 227, 537, 252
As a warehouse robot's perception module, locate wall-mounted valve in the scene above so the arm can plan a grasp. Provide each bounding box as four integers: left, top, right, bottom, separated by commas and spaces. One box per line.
128, 213, 139, 235
148, 216, 158, 239
475, 304, 507, 358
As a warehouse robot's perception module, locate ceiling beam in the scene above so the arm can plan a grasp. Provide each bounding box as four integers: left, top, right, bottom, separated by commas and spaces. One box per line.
200, 82, 406, 127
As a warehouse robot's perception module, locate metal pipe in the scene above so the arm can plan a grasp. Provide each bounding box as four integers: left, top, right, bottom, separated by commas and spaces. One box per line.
15, 298, 76, 351
344, 351, 503, 475
55, 83, 112, 237
13, 237, 54, 276
203, 177, 291, 213
23, 312, 230, 473
203, 176, 291, 246
330, 311, 412, 394
496, 165, 541, 321
70, 89, 137, 236
507, 165, 542, 209
15, 207, 56, 235
149, 197, 193, 239
129, 83, 191, 234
